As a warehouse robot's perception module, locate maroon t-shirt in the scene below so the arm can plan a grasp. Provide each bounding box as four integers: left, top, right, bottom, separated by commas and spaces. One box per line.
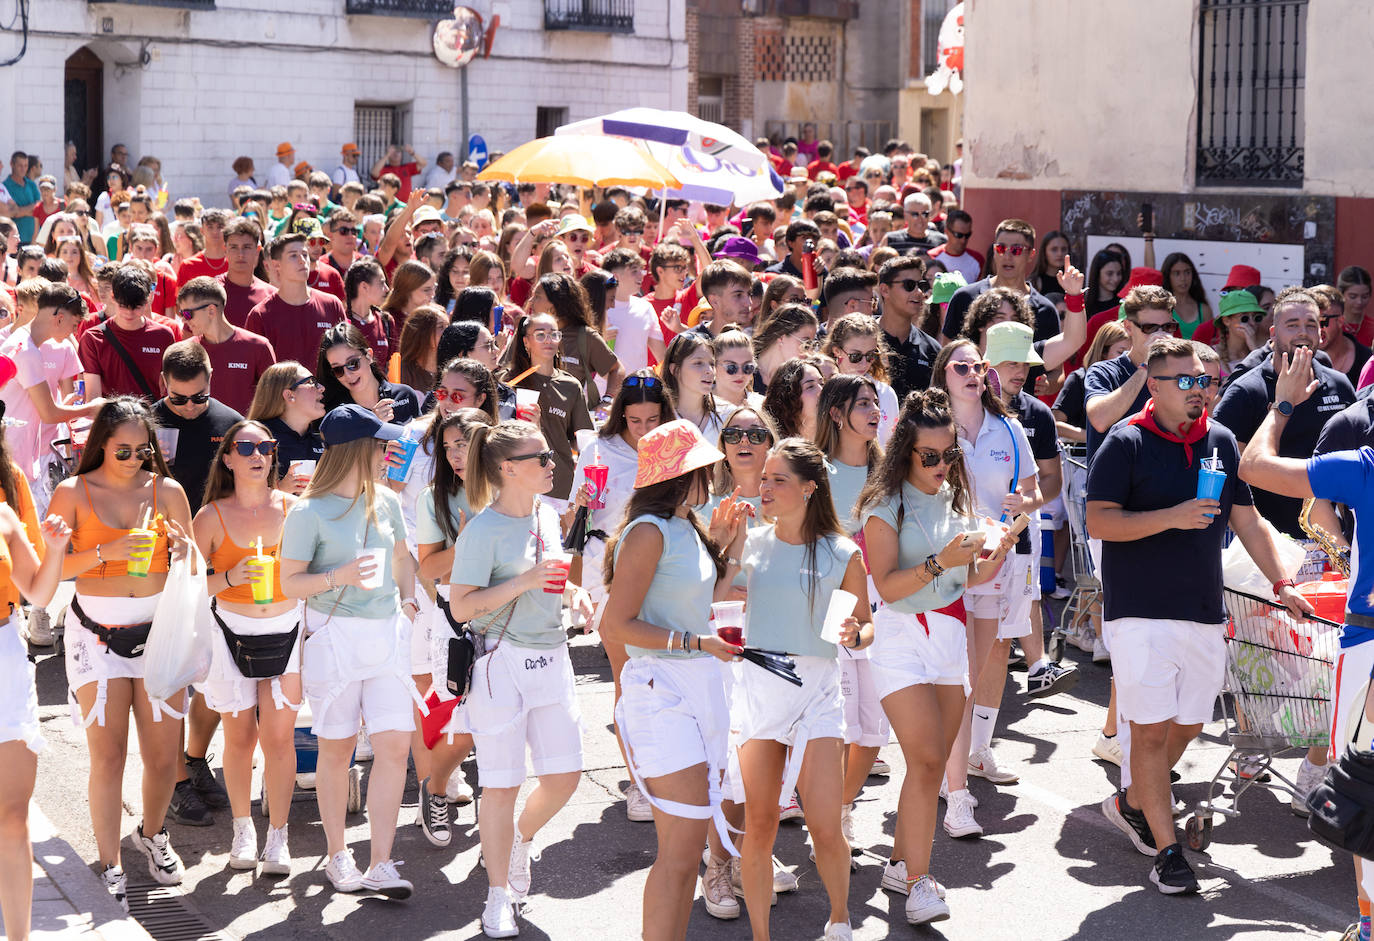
244, 289, 345, 372
346, 308, 396, 364
217, 274, 276, 329
193, 326, 277, 415
78, 318, 177, 399
177, 252, 229, 290
308, 264, 346, 303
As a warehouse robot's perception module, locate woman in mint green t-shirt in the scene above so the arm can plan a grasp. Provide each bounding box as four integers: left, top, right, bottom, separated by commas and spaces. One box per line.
601, 418, 751, 941
279, 404, 421, 901
447, 419, 593, 938
734, 438, 872, 941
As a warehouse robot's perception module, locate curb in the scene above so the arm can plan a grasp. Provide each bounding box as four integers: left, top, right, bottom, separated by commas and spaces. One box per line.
29, 802, 154, 941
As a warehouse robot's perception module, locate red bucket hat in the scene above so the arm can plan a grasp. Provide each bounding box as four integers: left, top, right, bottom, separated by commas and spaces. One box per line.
1223, 264, 1262, 291
1116, 266, 1164, 299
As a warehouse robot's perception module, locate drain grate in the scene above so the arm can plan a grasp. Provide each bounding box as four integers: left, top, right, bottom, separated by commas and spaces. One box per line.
126, 882, 233, 941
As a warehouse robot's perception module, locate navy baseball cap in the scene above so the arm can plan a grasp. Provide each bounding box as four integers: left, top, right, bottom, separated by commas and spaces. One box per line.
320, 404, 405, 446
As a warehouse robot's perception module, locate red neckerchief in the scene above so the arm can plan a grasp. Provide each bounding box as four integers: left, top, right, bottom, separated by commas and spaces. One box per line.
1127, 399, 1209, 465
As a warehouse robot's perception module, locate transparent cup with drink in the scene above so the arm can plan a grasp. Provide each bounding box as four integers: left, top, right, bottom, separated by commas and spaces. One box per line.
248, 537, 275, 605
711, 601, 746, 647
125, 507, 158, 577
543, 550, 572, 594
515, 388, 540, 423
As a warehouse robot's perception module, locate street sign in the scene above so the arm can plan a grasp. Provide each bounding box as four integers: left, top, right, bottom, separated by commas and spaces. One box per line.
467, 134, 489, 169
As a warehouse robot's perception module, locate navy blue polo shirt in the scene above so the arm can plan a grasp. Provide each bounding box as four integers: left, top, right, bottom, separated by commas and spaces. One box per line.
1212, 353, 1354, 538
1083, 353, 1149, 462
1008, 390, 1058, 554
1087, 419, 1251, 623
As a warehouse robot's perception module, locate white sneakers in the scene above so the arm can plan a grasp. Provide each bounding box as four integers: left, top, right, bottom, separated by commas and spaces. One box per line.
508, 833, 537, 901
870, 758, 891, 776
361, 860, 412, 899
779, 791, 804, 821
823, 921, 854, 940
701, 854, 740, 919
326, 849, 365, 892
354, 729, 373, 762
447, 766, 475, 806
942, 788, 983, 838
482, 885, 520, 938
1092, 733, 1124, 767
905, 874, 950, 924
102, 864, 127, 914
841, 802, 856, 852
1292, 757, 1326, 815
881, 859, 947, 899
939, 777, 979, 808
625, 781, 654, 822
967, 746, 1019, 784
229, 817, 257, 870
260, 825, 290, 876
134, 825, 184, 885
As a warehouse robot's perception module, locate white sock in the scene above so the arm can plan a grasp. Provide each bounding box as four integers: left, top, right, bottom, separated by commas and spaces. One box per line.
971, 706, 998, 752
1028, 657, 1050, 674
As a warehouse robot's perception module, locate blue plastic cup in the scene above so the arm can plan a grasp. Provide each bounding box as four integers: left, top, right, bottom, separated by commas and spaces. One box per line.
1197, 466, 1226, 518
386, 435, 420, 482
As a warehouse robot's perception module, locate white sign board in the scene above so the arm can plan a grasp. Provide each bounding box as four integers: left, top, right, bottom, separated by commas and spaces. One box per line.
1085, 235, 1303, 313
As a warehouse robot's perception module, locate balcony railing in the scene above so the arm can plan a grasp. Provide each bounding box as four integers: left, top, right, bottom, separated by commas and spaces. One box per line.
88, 0, 215, 9
545, 0, 634, 33
345, 0, 455, 17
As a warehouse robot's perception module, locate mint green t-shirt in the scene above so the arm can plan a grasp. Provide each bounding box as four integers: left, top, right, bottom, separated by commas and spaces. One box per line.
448, 500, 565, 649
859, 481, 968, 614
416, 485, 472, 548
827, 459, 871, 536
738, 525, 860, 659
704, 491, 764, 529
614, 514, 715, 660
281, 488, 407, 620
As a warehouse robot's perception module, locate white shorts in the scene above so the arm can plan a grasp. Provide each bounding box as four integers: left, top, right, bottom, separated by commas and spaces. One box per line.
619, 655, 729, 780
733, 654, 844, 807
0, 619, 43, 754
301, 612, 418, 741
201, 605, 303, 717
840, 658, 890, 747
1330, 640, 1374, 761
965, 553, 1037, 639
1042, 496, 1067, 528
1107, 617, 1226, 726
870, 606, 969, 698
65, 593, 160, 728
465, 640, 583, 789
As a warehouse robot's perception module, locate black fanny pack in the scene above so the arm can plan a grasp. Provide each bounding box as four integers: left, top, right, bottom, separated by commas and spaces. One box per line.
1307, 745, 1374, 861
71, 597, 152, 659
211, 600, 299, 679
437, 596, 477, 701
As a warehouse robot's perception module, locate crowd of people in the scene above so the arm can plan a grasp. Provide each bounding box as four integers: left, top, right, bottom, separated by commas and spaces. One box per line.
0, 133, 1368, 941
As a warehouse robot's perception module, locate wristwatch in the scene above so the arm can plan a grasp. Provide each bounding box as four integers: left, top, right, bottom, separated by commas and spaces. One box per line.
1271, 400, 1294, 417
1272, 578, 1295, 598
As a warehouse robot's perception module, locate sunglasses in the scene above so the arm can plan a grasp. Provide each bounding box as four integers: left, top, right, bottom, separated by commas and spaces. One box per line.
1229, 313, 1264, 325
178, 302, 215, 320
113, 444, 155, 462
947, 229, 972, 239
334, 226, 357, 236
619, 228, 644, 237
840, 349, 879, 365
1150, 373, 1215, 391
564, 232, 589, 243
73, 209, 90, 218
433, 387, 468, 403
909, 210, 932, 218
290, 375, 322, 390
507, 449, 555, 468
914, 445, 962, 468
1136, 320, 1181, 336
167, 390, 211, 406
331, 355, 366, 377
993, 244, 1030, 256
722, 426, 770, 445
889, 278, 931, 294
948, 361, 989, 377
721, 361, 757, 376
623, 375, 663, 390
231, 439, 278, 457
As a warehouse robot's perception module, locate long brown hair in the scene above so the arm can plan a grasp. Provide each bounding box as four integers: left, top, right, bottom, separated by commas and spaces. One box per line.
931, 339, 1009, 418
397, 303, 447, 388
762, 357, 823, 438
822, 312, 890, 383
76, 397, 172, 477
769, 437, 845, 610
814, 374, 881, 472
464, 419, 542, 512
856, 388, 972, 520
603, 467, 724, 587
381, 260, 434, 318
661, 331, 718, 418
429, 408, 495, 545
202, 420, 280, 506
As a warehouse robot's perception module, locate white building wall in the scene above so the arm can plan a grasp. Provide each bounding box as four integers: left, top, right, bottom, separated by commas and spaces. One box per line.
0, 0, 687, 205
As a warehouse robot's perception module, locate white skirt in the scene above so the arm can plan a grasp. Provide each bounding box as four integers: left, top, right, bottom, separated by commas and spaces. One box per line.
65, 593, 167, 728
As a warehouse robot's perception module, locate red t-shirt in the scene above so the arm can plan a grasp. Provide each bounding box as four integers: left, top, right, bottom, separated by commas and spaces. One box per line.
380, 162, 420, 200
807, 160, 838, 180
308, 263, 346, 303
34, 199, 64, 232
217, 274, 276, 329
177, 252, 229, 289
648, 284, 700, 353
192, 326, 276, 415
509, 276, 533, 310
78, 318, 177, 399
836, 163, 859, 182
244, 289, 345, 372
149, 269, 178, 319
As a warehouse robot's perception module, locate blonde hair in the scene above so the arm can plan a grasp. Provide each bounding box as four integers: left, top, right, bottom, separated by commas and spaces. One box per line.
712, 406, 777, 495
303, 436, 383, 525
247, 361, 309, 422
464, 419, 542, 512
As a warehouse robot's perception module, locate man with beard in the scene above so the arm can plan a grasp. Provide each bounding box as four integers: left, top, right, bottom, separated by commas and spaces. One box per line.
1088, 337, 1309, 895
1213, 287, 1354, 538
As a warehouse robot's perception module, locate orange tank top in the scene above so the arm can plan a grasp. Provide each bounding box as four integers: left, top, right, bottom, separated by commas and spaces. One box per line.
0, 521, 13, 616
70, 477, 172, 577
207, 499, 287, 605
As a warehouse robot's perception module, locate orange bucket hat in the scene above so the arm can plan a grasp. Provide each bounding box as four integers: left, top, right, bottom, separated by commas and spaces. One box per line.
634, 419, 725, 489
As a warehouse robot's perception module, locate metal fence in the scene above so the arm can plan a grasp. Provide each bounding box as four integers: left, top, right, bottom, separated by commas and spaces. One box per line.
544, 0, 635, 32
1196, 0, 1307, 187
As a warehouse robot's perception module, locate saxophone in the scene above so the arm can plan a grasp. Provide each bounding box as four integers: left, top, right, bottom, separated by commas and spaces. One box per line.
1300, 497, 1351, 576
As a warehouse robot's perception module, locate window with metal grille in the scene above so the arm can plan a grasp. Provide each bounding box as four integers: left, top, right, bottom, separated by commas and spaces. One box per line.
1196, 0, 1307, 187
536, 106, 569, 139
544, 0, 634, 33
353, 104, 406, 187
697, 76, 724, 125
921, 0, 959, 76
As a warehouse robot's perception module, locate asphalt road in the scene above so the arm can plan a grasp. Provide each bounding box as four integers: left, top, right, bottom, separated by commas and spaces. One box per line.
29, 621, 1354, 941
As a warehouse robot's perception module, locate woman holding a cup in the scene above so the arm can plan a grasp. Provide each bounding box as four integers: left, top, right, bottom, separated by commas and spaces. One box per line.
733, 438, 871, 941
247, 361, 326, 497
448, 419, 592, 937
600, 419, 751, 941
855, 388, 1015, 925
47, 397, 196, 908
316, 322, 423, 428
192, 420, 301, 876
278, 404, 422, 900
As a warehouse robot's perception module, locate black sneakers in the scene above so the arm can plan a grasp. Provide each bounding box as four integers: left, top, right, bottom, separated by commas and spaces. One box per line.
185, 754, 230, 809
1151, 843, 1199, 895
1101, 789, 1156, 856
168, 779, 214, 827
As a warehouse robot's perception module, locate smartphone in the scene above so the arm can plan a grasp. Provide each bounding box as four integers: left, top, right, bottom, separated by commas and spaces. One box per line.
1141, 202, 1154, 234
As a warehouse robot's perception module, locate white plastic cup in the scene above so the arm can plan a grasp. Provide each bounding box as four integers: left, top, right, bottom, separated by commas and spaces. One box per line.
289, 459, 316, 479
821, 588, 859, 645
711, 601, 746, 646
515, 388, 540, 422
356, 548, 386, 590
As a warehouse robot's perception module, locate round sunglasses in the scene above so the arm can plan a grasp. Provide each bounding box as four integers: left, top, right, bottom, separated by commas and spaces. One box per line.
840, 349, 879, 365
331, 354, 367, 377
913, 445, 962, 468
720, 361, 757, 376
113, 444, 155, 462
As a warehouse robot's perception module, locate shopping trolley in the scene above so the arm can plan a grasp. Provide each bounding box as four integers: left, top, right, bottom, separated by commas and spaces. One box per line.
1182, 587, 1338, 850
1051, 448, 1100, 660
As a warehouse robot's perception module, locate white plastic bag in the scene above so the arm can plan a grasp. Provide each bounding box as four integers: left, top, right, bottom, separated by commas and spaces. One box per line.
1221, 518, 1306, 596
144, 543, 213, 702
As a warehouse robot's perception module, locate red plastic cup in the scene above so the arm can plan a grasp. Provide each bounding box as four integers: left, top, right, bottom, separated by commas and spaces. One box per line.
711, 601, 745, 646
544, 552, 572, 594
585, 462, 608, 510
